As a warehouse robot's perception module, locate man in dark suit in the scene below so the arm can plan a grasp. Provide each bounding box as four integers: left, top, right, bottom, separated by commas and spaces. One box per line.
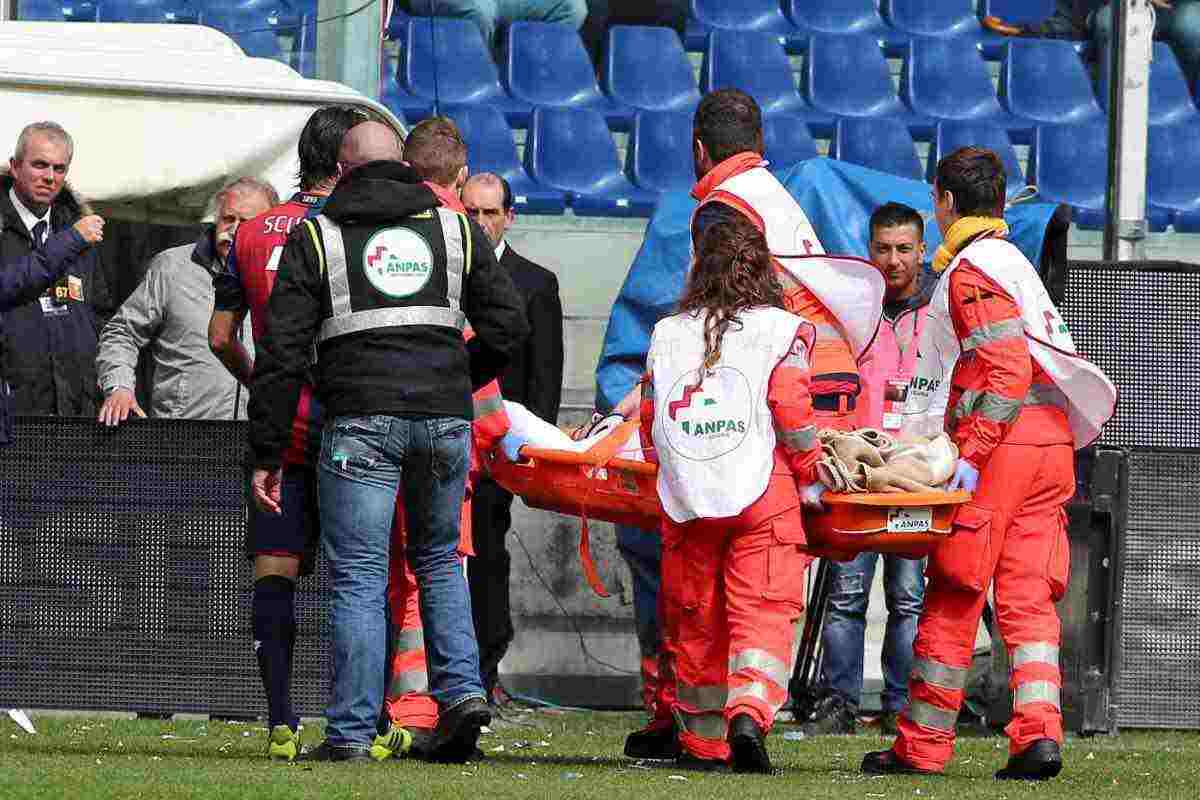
461, 172, 563, 705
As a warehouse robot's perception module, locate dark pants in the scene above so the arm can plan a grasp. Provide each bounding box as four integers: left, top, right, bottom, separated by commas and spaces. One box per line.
468, 477, 515, 695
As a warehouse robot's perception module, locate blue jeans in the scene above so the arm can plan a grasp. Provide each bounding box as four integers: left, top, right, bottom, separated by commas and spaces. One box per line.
615, 524, 661, 660
406, 0, 588, 45
1092, 0, 1200, 82
318, 414, 483, 747
820, 552, 925, 713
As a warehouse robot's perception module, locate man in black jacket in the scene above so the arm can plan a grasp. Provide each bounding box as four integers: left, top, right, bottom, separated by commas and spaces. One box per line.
0, 212, 105, 443
460, 172, 563, 704
1, 122, 114, 418
248, 121, 528, 763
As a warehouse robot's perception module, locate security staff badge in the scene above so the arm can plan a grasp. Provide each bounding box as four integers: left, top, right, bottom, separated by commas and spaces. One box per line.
40, 275, 83, 316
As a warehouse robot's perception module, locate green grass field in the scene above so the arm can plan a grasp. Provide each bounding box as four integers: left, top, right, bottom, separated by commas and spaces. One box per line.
2, 710, 1197, 800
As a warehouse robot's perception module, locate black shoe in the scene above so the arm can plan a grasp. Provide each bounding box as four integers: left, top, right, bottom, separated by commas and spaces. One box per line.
995, 738, 1063, 781
675, 751, 730, 772
795, 692, 857, 737
406, 726, 436, 758
861, 749, 937, 776
728, 713, 772, 774
429, 697, 491, 764
624, 721, 681, 760
299, 739, 372, 762
878, 712, 900, 737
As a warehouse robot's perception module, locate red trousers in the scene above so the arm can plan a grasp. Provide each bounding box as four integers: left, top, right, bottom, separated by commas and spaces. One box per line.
653, 496, 810, 761
383, 502, 471, 730
893, 441, 1074, 771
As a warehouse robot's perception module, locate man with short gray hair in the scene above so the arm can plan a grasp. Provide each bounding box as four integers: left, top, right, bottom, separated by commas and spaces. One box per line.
1, 120, 114, 418
96, 177, 277, 425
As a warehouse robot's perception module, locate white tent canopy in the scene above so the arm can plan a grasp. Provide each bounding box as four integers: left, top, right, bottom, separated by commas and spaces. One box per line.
0, 22, 405, 224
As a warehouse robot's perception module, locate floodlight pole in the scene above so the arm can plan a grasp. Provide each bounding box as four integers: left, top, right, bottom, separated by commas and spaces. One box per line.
1103, 0, 1154, 262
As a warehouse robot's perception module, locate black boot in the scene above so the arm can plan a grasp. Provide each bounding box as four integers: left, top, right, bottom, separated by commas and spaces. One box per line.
861, 748, 937, 775
624, 720, 681, 760
995, 738, 1063, 781
728, 713, 772, 774
429, 697, 491, 764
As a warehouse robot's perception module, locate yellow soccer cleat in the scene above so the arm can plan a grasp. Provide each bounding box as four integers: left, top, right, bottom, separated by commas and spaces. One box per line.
268, 724, 300, 762
370, 724, 413, 761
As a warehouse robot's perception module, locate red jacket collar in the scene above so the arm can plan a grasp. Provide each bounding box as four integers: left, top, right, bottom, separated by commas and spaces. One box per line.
424, 181, 467, 213
691, 151, 766, 202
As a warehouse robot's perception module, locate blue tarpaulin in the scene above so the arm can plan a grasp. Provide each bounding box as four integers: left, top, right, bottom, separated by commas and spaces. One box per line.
594, 159, 1060, 411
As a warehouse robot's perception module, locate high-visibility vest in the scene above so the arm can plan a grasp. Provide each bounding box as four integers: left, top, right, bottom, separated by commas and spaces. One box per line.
906, 237, 1116, 449
648, 306, 808, 522
306, 209, 470, 351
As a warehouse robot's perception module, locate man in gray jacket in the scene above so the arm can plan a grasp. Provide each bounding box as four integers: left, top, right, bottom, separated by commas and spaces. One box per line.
96, 177, 277, 425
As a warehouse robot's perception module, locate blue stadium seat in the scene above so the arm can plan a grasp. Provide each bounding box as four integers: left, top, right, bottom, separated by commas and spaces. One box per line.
802, 35, 930, 135
17, 0, 99, 20
1148, 122, 1200, 232
704, 30, 835, 135
786, 0, 908, 50
929, 122, 1027, 198
1099, 42, 1199, 126
1001, 40, 1103, 127
202, 8, 284, 60
506, 22, 632, 128
605, 26, 700, 114
1029, 123, 1109, 229
441, 105, 567, 215
763, 113, 819, 170
831, 118, 924, 181
385, 7, 409, 40
685, 0, 798, 50
885, 0, 985, 37
402, 19, 531, 125
901, 39, 1028, 140
626, 111, 695, 196
525, 107, 654, 217
979, 0, 1057, 26
380, 72, 432, 124
104, 0, 193, 22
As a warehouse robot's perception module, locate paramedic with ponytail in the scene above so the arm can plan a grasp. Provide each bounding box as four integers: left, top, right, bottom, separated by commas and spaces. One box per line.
631, 214, 823, 773
862, 147, 1116, 781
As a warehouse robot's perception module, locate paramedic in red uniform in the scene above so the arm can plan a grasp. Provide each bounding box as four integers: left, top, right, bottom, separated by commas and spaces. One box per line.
863, 147, 1111, 781
378, 118, 512, 761
636, 215, 825, 773
209, 105, 368, 762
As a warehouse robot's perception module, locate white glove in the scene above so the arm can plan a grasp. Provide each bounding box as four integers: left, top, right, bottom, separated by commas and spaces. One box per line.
947, 459, 980, 492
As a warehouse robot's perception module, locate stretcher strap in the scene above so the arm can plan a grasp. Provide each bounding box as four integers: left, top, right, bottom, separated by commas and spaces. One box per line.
578, 513, 610, 598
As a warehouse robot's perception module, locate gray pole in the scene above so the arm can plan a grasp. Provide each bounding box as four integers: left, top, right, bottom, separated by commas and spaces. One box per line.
316, 0, 383, 101
0, 0, 14, 22
1103, 0, 1154, 262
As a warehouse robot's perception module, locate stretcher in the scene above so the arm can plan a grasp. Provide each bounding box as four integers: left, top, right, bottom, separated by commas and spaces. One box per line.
487, 419, 970, 594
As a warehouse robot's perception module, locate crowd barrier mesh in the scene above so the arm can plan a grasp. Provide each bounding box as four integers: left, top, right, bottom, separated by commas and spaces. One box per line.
0, 418, 332, 717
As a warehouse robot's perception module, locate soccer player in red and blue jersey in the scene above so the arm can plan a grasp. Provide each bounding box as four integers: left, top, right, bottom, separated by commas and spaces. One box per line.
208, 106, 367, 762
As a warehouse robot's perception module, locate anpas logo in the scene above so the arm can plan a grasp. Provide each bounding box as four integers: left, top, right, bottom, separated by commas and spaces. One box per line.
663, 365, 752, 462
363, 227, 434, 299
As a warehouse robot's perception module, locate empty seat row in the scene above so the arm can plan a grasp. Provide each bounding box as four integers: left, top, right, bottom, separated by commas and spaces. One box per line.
17, 0, 318, 72
387, 22, 1200, 146
683, 0, 1009, 53
398, 100, 1200, 231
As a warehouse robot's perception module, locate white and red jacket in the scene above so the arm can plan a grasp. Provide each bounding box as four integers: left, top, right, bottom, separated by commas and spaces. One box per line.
690, 153, 884, 406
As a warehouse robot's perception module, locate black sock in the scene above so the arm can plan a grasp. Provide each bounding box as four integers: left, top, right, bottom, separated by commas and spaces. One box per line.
253, 575, 298, 731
